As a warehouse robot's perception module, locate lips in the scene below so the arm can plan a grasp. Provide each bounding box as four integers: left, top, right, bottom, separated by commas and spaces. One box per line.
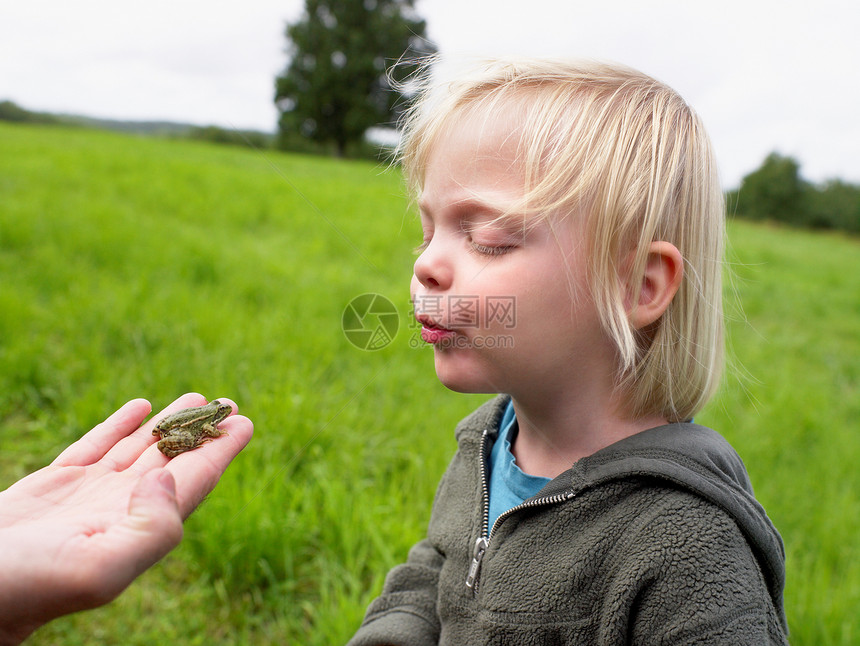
421, 325, 455, 344
416, 315, 456, 344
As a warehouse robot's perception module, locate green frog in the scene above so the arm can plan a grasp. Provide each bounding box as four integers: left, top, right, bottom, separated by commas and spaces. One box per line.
153, 400, 232, 458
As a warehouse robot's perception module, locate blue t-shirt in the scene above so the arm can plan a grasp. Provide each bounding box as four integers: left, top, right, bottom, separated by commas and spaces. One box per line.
487, 400, 551, 531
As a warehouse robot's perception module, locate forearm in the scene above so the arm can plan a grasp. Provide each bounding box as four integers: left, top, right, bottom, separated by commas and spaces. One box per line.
348, 538, 443, 646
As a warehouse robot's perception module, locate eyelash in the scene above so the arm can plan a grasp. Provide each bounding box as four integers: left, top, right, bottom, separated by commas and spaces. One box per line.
469, 241, 514, 257
415, 221, 519, 257
415, 237, 514, 257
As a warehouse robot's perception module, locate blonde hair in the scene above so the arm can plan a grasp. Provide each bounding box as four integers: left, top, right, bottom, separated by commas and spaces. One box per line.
397, 58, 725, 422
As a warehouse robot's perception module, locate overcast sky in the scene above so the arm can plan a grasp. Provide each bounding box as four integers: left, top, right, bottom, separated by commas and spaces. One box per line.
1, 0, 858, 188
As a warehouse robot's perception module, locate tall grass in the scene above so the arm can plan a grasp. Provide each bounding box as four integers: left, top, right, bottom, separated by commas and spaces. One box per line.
1, 122, 857, 644
701, 221, 860, 644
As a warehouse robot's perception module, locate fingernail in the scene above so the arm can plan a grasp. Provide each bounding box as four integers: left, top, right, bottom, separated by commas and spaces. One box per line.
157, 470, 176, 495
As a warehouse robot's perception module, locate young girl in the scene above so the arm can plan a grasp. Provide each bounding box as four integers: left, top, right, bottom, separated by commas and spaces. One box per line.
349, 58, 788, 645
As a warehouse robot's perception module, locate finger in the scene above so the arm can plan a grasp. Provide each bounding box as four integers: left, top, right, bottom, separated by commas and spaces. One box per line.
166, 413, 254, 518
125, 469, 184, 551
102, 393, 209, 471
52, 399, 153, 467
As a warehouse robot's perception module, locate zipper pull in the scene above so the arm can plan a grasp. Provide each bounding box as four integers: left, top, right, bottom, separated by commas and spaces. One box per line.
465, 536, 489, 590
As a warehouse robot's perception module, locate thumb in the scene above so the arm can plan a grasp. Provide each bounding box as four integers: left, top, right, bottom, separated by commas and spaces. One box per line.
124, 469, 184, 565
85, 469, 185, 607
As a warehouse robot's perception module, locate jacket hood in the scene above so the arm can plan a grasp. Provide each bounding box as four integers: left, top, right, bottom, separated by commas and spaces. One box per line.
461, 395, 788, 632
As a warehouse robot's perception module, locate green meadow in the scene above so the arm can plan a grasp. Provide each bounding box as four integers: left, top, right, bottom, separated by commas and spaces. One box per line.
1, 122, 857, 644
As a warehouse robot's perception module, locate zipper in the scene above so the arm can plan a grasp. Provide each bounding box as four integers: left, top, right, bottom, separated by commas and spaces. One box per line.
465, 428, 576, 593
465, 536, 489, 589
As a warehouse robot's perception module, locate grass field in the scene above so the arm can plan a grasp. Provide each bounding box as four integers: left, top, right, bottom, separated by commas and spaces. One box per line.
1, 122, 858, 644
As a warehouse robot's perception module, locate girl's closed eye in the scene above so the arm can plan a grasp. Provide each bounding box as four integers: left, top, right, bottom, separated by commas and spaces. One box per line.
465, 220, 523, 257
469, 240, 516, 256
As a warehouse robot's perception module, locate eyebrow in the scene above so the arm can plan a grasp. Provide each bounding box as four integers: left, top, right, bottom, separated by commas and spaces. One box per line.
418, 195, 505, 221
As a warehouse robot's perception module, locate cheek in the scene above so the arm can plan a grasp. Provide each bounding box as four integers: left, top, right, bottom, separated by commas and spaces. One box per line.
521, 288, 568, 333
520, 268, 594, 332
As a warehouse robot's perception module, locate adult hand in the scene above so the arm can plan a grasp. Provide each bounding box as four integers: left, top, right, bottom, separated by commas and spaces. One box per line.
0, 393, 253, 645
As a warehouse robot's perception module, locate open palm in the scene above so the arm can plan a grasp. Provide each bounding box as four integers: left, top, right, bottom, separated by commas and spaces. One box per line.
0, 393, 253, 644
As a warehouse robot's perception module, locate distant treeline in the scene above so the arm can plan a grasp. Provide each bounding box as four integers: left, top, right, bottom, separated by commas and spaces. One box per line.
0, 100, 273, 150
0, 100, 388, 159
0, 100, 62, 125
728, 153, 859, 234
184, 125, 273, 149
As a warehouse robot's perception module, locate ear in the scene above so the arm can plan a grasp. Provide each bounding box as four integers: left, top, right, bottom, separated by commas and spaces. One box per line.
627, 241, 684, 329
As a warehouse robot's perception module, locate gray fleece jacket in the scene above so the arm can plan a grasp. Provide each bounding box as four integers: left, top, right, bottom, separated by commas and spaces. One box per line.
349, 395, 789, 645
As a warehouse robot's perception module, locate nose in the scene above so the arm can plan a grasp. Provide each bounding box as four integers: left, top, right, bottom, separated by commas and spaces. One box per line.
413, 237, 453, 290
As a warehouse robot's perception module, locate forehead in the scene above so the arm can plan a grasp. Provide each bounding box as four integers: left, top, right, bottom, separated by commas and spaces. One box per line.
419, 106, 526, 215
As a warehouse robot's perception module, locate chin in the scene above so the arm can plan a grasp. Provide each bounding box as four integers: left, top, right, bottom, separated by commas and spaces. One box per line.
433, 354, 501, 395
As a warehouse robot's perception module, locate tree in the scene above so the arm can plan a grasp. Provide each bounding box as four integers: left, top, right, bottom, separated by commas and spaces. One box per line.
806, 179, 860, 233
729, 152, 860, 232
735, 152, 807, 225
275, 0, 435, 157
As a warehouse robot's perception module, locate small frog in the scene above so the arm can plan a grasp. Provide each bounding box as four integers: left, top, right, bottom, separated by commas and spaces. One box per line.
153, 400, 232, 458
